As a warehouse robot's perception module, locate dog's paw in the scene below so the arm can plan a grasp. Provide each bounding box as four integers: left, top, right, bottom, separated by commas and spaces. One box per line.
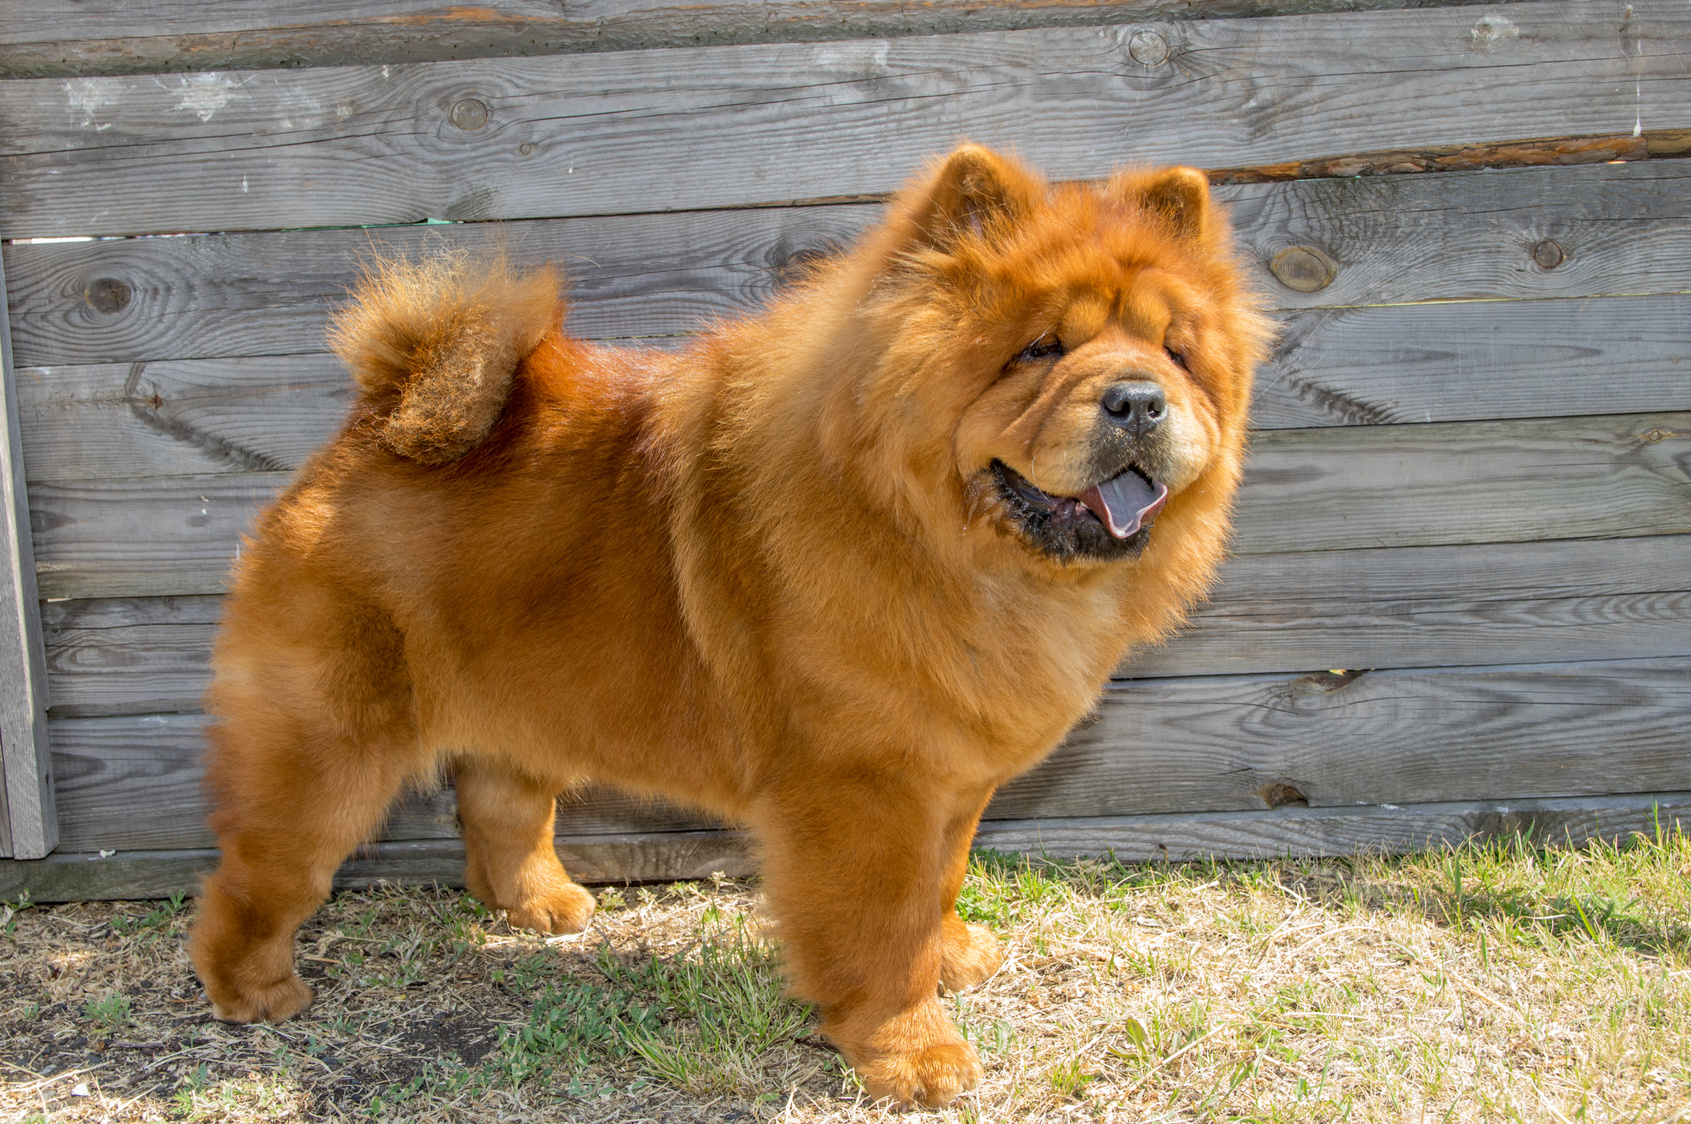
858, 1040, 983, 1108
207, 973, 314, 1024
939, 919, 1003, 994
505, 882, 596, 935
831, 1000, 982, 1108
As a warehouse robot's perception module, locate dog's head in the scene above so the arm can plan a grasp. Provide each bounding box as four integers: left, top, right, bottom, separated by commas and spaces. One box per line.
833, 145, 1270, 569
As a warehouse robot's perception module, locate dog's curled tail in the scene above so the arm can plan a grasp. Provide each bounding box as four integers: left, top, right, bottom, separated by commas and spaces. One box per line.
328, 252, 561, 464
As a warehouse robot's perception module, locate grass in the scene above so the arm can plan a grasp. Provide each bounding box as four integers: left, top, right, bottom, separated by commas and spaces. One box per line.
1, 824, 1687, 1122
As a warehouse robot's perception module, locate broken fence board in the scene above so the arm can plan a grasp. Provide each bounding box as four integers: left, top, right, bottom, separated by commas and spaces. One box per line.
45, 657, 1691, 853
4, 0, 1690, 237
38, 535, 1691, 717
6, 792, 1686, 902
27, 412, 1691, 600
11, 160, 1691, 370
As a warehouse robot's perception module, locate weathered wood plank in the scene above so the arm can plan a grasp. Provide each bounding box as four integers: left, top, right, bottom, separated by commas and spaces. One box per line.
1251, 294, 1691, 429
998, 657, 1691, 821
0, 830, 755, 902
28, 412, 1691, 600
45, 657, 1691, 852
12, 160, 1691, 369
0, 247, 56, 858
46, 712, 727, 852
7, 792, 1686, 902
12, 291, 1691, 485
1123, 534, 1691, 677
972, 792, 1691, 863
1, 207, 873, 368
0, 0, 1523, 79
30, 472, 286, 600
1234, 411, 1691, 554
1, 206, 873, 368
5, 0, 1689, 237
41, 595, 223, 717
39, 535, 1691, 717
17, 357, 355, 481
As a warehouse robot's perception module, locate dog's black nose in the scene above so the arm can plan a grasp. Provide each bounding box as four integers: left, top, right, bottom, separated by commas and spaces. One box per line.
1100, 381, 1166, 436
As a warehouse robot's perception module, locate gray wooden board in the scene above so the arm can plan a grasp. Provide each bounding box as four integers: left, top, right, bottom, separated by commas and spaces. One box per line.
0, 830, 756, 902
5, 792, 1686, 902
1250, 294, 1691, 429
971, 791, 1691, 863
0, 206, 876, 368
11, 291, 1691, 487
11, 160, 1691, 369
47, 711, 727, 853
0, 0, 1532, 79
42, 595, 224, 718
37, 535, 1691, 717
4, 0, 1689, 237
0, 244, 55, 858
1121, 534, 1691, 678
1004, 657, 1691, 821
43, 656, 1691, 853
25, 411, 1691, 601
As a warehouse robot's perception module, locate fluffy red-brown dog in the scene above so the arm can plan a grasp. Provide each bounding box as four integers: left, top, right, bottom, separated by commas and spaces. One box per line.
188, 145, 1269, 1107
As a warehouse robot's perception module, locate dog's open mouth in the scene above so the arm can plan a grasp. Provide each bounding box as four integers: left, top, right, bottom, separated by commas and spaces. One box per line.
994, 459, 1170, 551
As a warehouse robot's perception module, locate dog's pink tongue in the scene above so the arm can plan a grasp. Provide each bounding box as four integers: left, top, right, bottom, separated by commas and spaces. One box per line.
1078, 473, 1170, 539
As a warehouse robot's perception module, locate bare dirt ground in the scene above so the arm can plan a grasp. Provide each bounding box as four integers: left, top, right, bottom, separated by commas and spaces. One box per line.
3, 826, 1688, 1123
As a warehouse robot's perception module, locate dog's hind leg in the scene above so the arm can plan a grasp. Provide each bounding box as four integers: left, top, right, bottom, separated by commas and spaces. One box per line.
189, 595, 419, 1023
455, 759, 595, 935
189, 714, 415, 1022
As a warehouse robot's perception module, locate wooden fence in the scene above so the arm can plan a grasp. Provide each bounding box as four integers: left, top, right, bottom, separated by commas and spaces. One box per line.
1, 0, 1688, 900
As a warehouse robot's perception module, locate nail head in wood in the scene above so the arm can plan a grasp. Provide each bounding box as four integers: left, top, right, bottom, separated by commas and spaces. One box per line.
1532, 239, 1565, 269
449, 98, 488, 131
518, 143, 534, 155
1127, 30, 1170, 67
1268, 246, 1336, 293
84, 278, 131, 314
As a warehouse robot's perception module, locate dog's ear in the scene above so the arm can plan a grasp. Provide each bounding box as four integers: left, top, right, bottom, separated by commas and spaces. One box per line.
900, 144, 1040, 251
1115, 166, 1212, 241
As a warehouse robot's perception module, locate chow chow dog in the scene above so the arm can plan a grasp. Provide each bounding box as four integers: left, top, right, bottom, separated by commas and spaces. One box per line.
188, 144, 1268, 1106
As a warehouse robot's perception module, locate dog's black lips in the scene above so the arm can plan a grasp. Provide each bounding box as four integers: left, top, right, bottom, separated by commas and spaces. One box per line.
989, 460, 1166, 562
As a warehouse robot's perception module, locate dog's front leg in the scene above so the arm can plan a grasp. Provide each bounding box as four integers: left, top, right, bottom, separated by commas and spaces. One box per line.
754, 771, 988, 1108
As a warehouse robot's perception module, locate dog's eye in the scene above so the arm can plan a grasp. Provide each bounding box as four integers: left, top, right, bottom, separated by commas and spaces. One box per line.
1165, 346, 1188, 370
1016, 336, 1065, 363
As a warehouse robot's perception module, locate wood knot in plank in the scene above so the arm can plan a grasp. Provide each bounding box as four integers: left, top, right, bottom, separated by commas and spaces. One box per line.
1269, 246, 1335, 293
1126, 30, 1169, 67
1532, 240, 1565, 269
1289, 669, 1370, 697
449, 98, 488, 130
84, 277, 131, 314
1259, 783, 1309, 810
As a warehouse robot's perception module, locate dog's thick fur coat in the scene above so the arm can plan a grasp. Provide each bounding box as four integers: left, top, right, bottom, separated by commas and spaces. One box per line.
189, 146, 1269, 1107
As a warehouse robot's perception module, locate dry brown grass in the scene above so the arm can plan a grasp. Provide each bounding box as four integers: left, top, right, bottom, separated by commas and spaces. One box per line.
3, 823, 1688, 1123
